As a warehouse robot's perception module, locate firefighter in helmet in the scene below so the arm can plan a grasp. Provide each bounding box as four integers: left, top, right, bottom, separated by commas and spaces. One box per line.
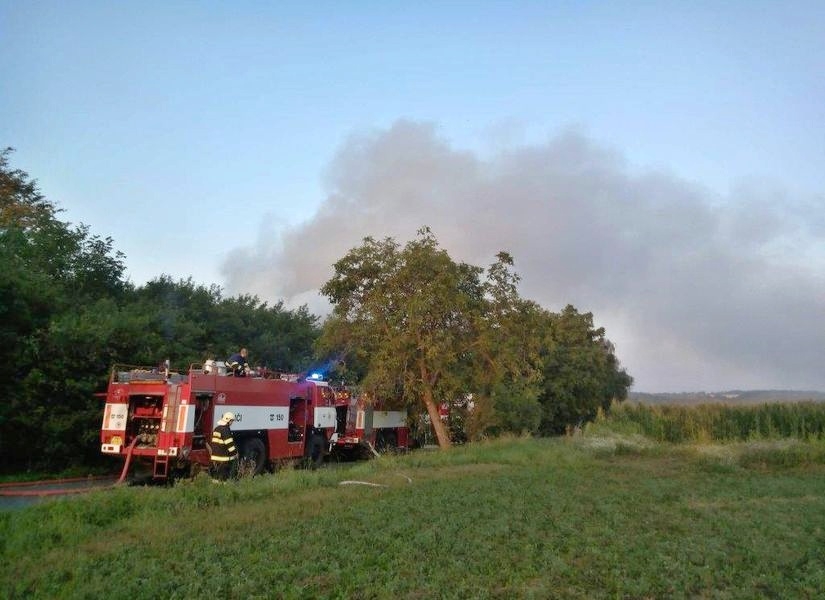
227, 347, 250, 377
210, 411, 238, 481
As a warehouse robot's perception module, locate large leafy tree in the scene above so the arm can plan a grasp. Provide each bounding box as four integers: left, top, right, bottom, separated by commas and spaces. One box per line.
318, 228, 633, 446
0, 148, 127, 470
536, 305, 633, 434
463, 256, 545, 438
319, 228, 538, 448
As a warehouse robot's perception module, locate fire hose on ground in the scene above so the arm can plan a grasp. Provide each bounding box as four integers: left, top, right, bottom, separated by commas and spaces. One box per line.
0, 437, 140, 498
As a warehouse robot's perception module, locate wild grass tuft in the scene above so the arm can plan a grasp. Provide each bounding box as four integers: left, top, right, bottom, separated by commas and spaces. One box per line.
571, 431, 658, 458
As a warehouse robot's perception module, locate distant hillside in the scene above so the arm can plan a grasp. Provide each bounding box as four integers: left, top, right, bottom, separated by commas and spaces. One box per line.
629, 390, 825, 405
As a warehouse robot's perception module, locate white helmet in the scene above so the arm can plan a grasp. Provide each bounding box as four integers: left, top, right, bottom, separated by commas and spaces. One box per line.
219, 411, 235, 424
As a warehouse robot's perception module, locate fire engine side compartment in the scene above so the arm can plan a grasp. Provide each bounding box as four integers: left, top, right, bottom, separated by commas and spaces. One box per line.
189, 374, 330, 463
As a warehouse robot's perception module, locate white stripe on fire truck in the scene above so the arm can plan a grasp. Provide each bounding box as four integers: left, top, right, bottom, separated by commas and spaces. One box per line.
371, 411, 406, 429
176, 405, 186, 432
175, 404, 196, 433
212, 406, 289, 431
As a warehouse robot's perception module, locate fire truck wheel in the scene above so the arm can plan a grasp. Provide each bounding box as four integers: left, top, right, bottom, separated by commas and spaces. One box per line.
375, 431, 397, 453
240, 437, 267, 476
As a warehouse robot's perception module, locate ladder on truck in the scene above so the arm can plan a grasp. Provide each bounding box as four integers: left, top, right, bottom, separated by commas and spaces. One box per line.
153, 383, 182, 479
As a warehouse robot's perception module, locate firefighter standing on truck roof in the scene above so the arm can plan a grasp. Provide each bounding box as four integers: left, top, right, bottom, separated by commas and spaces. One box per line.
227, 347, 250, 377
210, 411, 238, 481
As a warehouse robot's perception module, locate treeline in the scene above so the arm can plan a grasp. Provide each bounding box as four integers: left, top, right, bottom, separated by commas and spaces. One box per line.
0, 149, 320, 473
630, 390, 825, 405
1, 149, 633, 473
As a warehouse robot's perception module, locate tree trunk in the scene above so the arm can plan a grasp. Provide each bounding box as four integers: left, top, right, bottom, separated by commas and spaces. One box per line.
422, 388, 452, 449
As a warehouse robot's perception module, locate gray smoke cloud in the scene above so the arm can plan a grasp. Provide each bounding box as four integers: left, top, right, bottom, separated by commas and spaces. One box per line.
222, 120, 825, 392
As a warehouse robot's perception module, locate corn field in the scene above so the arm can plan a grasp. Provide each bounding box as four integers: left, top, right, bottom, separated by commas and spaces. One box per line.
596, 401, 825, 443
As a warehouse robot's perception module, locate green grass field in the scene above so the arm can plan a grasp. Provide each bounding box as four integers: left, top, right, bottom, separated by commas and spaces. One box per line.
3, 429, 825, 599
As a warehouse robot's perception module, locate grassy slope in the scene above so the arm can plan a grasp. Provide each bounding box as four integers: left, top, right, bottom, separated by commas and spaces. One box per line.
2, 436, 825, 599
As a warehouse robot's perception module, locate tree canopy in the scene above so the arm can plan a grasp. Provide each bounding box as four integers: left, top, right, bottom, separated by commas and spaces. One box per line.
535, 305, 634, 435
319, 228, 632, 448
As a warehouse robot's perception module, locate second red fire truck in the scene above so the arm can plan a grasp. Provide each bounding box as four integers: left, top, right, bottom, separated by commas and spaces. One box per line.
100, 362, 409, 480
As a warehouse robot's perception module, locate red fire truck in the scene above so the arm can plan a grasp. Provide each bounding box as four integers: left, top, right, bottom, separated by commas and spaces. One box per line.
100, 363, 409, 480
332, 387, 409, 458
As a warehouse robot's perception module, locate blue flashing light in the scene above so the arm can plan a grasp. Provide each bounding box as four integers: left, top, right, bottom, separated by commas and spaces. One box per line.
309, 372, 323, 380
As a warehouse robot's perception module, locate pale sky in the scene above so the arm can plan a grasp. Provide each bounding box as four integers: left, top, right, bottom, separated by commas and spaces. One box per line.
2, 1, 823, 392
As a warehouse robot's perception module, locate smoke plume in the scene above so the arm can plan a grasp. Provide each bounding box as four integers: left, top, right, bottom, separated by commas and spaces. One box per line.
222, 120, 825, 392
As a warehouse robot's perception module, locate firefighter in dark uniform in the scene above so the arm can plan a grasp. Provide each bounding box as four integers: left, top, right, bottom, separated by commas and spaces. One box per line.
227, 347, 250, 377
210, 411, 238, 480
